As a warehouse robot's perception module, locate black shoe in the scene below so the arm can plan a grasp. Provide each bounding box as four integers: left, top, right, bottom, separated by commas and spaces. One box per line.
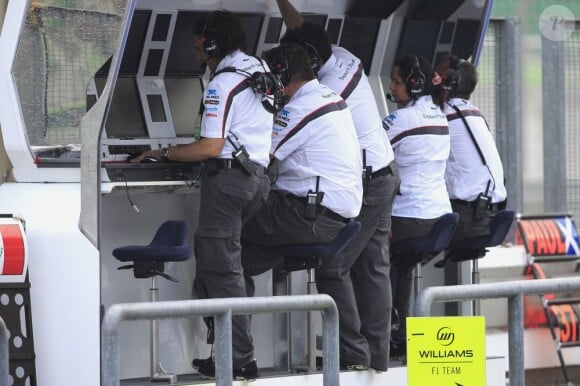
192, 356, 259, 380
192, 356, 215, 379
234, 359, 259, 380
315, 356, 368, 371
341, 362, 368, 371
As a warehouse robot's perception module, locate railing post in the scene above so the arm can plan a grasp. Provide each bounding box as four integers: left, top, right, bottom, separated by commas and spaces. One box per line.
0, 318, 9, 386
322, 303, 340, 386
508, 293, 525, 386
214, 310, 233, 386
101, 307, 123, 386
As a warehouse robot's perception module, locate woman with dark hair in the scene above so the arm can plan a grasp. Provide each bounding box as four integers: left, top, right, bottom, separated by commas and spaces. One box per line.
435, 56, 507, 262
382, 55, 451, 359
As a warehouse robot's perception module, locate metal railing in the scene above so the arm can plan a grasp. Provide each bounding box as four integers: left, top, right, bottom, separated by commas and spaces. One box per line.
414, 277, 580, 386
101, 294, 339, 386
0, 318, 8, 386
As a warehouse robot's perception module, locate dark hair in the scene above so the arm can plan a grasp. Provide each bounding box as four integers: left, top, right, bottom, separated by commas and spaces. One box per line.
263, 43, 315, 86
436, 55, 478, 98
280, 22, 332, 64
193, 11, 247, 58
393, 55, 446, 110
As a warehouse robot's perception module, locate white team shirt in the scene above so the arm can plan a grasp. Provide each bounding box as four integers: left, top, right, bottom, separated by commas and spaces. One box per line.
201, 50, 272, 167
271, 80, 363, 219
444, 98, 507, 203
318, 46, 394, 171
383, 95, 451, 218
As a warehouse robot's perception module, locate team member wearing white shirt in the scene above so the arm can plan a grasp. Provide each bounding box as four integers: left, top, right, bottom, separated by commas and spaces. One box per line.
382, 55, 451, 358
275, 0, 400, 371
241, 42, 363, 325
435, 56, 507, 259
132, 11, 273, 380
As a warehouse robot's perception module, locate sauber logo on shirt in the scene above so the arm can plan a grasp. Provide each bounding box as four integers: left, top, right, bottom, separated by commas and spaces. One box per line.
339, 59, 356, 80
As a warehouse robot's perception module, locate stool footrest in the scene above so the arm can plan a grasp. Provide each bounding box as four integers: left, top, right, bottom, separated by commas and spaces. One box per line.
116, 261, 178, 282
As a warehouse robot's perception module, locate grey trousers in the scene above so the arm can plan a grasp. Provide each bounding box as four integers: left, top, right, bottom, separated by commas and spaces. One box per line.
194, 166, 269, 368
390, 215, 439, 344
316, 164, 400, 371
241, 190, 348, 291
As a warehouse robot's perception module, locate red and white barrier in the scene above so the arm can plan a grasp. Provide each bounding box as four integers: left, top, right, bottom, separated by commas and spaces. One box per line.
0, 216, 27, 283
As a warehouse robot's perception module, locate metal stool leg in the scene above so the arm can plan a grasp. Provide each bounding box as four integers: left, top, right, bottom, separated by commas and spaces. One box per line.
413, 262, 422, 301
472, 259, 481, 316
150, 276, 176, 383
306, 268, 316, 373
272, 270, 292, 373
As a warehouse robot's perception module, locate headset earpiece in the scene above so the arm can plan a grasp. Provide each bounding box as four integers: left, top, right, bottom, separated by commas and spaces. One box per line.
406, 55, 426, 98
442, 57, 464, 96
201, 17, 220, 58
270, 54, 290, 87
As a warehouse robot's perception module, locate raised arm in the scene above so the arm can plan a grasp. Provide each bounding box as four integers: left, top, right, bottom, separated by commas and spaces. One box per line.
275, 0, 304, 29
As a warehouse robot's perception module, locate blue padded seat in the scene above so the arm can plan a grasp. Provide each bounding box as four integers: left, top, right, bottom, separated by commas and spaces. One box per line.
113, 220, 192, 282
278, 220, 362, 273
391, 212, 460, 267
436, 209, 515, 266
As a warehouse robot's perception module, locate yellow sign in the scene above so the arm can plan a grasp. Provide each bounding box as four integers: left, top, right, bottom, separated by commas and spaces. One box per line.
406, 316, 486, 386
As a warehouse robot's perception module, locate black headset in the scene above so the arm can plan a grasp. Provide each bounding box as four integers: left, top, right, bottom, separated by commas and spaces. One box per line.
406, 55, 426, 98
201, 15, 220, 58
442, 57, 464, 96
267, 51, 291, 87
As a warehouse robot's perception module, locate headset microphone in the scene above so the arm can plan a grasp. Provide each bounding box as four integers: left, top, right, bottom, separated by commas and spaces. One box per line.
386, 93, 395, 102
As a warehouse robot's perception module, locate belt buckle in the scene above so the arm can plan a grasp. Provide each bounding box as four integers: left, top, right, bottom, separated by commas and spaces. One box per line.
224, 159, 233, 169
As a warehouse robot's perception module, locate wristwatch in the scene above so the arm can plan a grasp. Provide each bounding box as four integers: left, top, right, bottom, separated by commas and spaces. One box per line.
160, 147, 170, 160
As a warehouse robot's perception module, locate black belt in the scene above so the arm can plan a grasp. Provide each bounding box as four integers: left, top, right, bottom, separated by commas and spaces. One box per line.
450, 199, 500, 212
371, 164, 394, 179
290, 195, 351, 223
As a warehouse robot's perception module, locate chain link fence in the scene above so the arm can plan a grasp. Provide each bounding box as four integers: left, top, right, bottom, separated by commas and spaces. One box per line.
12, 2, 124, 146
564, 22, 580, 220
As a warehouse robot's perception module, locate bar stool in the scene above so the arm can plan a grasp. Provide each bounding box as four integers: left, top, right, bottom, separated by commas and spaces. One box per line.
436, 209, 515, 314
112, 220, 192, 384
391, 213, 460, 297
272, 220, 361, 373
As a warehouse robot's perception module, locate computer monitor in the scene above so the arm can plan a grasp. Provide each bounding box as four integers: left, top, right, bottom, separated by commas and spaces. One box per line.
95, 75, 148, 139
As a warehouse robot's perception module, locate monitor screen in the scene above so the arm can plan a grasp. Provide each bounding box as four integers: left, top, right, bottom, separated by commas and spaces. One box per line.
165, 77, 204, 137
97, 76, 148, 139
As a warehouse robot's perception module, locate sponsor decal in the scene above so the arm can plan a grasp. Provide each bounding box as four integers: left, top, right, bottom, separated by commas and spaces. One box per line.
385, 113, 397, 127
274, 119, 287, 128
205, 113, 218, 118
205, 100, 220, 105
517, 217, 580, 256
339, 59, 356, 80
